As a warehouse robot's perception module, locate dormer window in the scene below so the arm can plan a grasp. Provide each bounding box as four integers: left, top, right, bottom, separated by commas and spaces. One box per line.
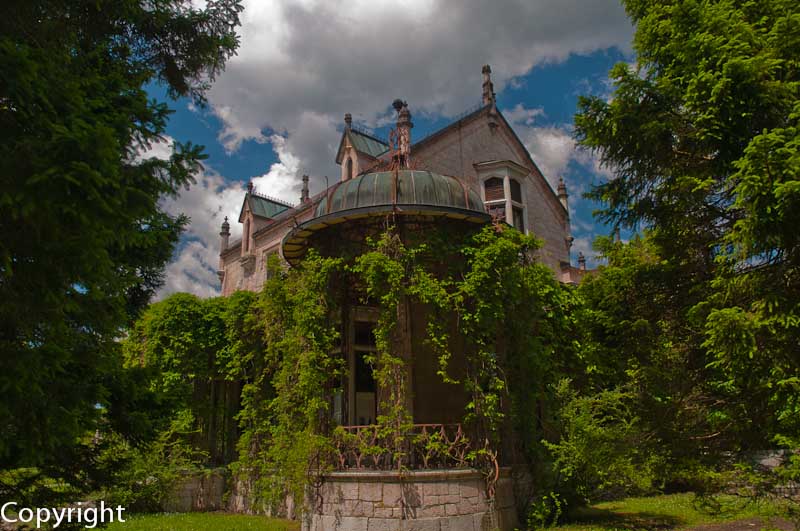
483, 176, 526, 232
346, 158, 353, 181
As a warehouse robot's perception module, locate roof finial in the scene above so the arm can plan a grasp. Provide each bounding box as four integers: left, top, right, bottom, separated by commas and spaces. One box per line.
392, 99, 413, 168
247, 181, 254, 194
344, 113, 352, 130
482, 64, 495, 106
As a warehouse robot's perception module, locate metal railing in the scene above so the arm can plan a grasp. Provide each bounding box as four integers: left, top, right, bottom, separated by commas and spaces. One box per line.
332, 423, 472, 471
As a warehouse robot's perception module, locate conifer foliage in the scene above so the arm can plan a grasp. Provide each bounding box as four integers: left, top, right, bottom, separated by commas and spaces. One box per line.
0, 0, 242, 470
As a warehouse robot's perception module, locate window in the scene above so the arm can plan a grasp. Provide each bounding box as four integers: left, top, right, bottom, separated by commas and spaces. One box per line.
483, 176, 526, 232
243, 219, 251, 252
351, 320, 377, 425
484, 177, 504, 202
345, 157, 353, 181
263, 250, 280, 281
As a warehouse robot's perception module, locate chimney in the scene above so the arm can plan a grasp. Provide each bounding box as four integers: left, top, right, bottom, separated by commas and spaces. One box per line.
557, 177, 569, 214
301, 174, 310, 204
344, 113, 352, 130
482, 64, 495, 106
392, 99, 413, 167
578, 252, 586, 271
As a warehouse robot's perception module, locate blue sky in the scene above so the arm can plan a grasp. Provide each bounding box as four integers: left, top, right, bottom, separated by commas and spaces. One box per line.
152, 0, 634, 297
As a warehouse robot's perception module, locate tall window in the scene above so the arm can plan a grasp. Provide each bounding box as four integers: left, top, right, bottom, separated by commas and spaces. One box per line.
345, 157, 353, 181
483, 176, 526, 232
351, 320, 377, 425
243, 219, 251, 252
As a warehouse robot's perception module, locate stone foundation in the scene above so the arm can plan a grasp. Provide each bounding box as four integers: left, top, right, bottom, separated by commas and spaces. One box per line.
163, 469, 227, 512
305, 468, 518, 531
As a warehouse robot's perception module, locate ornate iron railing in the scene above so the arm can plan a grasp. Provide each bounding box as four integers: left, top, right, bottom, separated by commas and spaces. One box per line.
332, 423, 473, 471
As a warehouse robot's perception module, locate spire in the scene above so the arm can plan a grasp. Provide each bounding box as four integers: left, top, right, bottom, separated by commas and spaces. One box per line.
557, 177, 569, 214
344, 113, 352, 130
301, 174, 310, 204
392, 99, 413, 167
482, 64, 495, 106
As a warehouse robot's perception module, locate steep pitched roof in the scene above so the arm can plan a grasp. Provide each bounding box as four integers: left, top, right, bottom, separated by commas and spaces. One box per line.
335, 128, 389, 163
411, 103, 567, 216
238, 192, 293, 222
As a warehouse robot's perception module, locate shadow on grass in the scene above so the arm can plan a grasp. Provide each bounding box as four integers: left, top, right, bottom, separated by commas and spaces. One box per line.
565, 505, 686, 531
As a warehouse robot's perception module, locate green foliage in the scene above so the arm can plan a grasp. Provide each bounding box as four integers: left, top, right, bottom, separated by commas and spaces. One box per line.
123, 291, 261, 465
526, 491, 568, 530
0, 0, 243, 500
574, 0, 800, 507
234, 251, 343, 512
98, 411, 208, 512
543, 380, 660, 504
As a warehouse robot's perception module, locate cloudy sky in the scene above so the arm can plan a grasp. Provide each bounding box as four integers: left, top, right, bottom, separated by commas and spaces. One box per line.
151, 0, 634, 298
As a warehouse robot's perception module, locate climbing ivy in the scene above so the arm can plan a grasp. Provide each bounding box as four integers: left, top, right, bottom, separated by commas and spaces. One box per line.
235, 223, 581, 514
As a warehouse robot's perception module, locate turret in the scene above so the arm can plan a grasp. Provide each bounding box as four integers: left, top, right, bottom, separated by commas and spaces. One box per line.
219, 216, 230, 253
218, 215, 230, 284
578, 252, 586, 271
557, 177, 569, 214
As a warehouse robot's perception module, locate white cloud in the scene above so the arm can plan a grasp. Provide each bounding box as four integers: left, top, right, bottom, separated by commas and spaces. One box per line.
157, 168, 245, 299
132, 134, 175, 162
208, 0, 632, 179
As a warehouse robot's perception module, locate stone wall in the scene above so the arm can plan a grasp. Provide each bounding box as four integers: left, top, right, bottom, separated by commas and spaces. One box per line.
305, 468, 519, 531
163, 469, 227, 513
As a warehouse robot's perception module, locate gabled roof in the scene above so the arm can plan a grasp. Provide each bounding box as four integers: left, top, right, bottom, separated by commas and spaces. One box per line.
238, 192, 293, 222
335, 128, 389, 163
412, 102, 567, 216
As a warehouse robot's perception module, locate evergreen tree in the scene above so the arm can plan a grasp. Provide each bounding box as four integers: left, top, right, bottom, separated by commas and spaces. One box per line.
575, 0, 800, 481
0, 0, 242, 471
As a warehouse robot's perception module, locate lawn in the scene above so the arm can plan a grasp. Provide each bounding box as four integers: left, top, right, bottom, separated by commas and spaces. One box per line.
102, 494, 791, 531
553, 492, 792, 531
104, 513, 299, 531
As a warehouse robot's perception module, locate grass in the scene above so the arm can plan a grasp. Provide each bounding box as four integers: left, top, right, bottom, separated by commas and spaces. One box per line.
552, 492, 791, 531
104, 512, 299, 531
101, 493, 790, 531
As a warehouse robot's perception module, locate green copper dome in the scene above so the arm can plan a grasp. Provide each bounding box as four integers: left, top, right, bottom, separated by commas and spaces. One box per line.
283, 170, 489, 265
314, 170, 484, 216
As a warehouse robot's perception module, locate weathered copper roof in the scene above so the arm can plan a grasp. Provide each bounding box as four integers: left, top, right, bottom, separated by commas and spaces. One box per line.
315, 170, 484, 216
283, 170, 488, 265
238, 192, 293, 222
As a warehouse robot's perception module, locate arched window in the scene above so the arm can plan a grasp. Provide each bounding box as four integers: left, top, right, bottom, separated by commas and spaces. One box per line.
243, 218, 251, 252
